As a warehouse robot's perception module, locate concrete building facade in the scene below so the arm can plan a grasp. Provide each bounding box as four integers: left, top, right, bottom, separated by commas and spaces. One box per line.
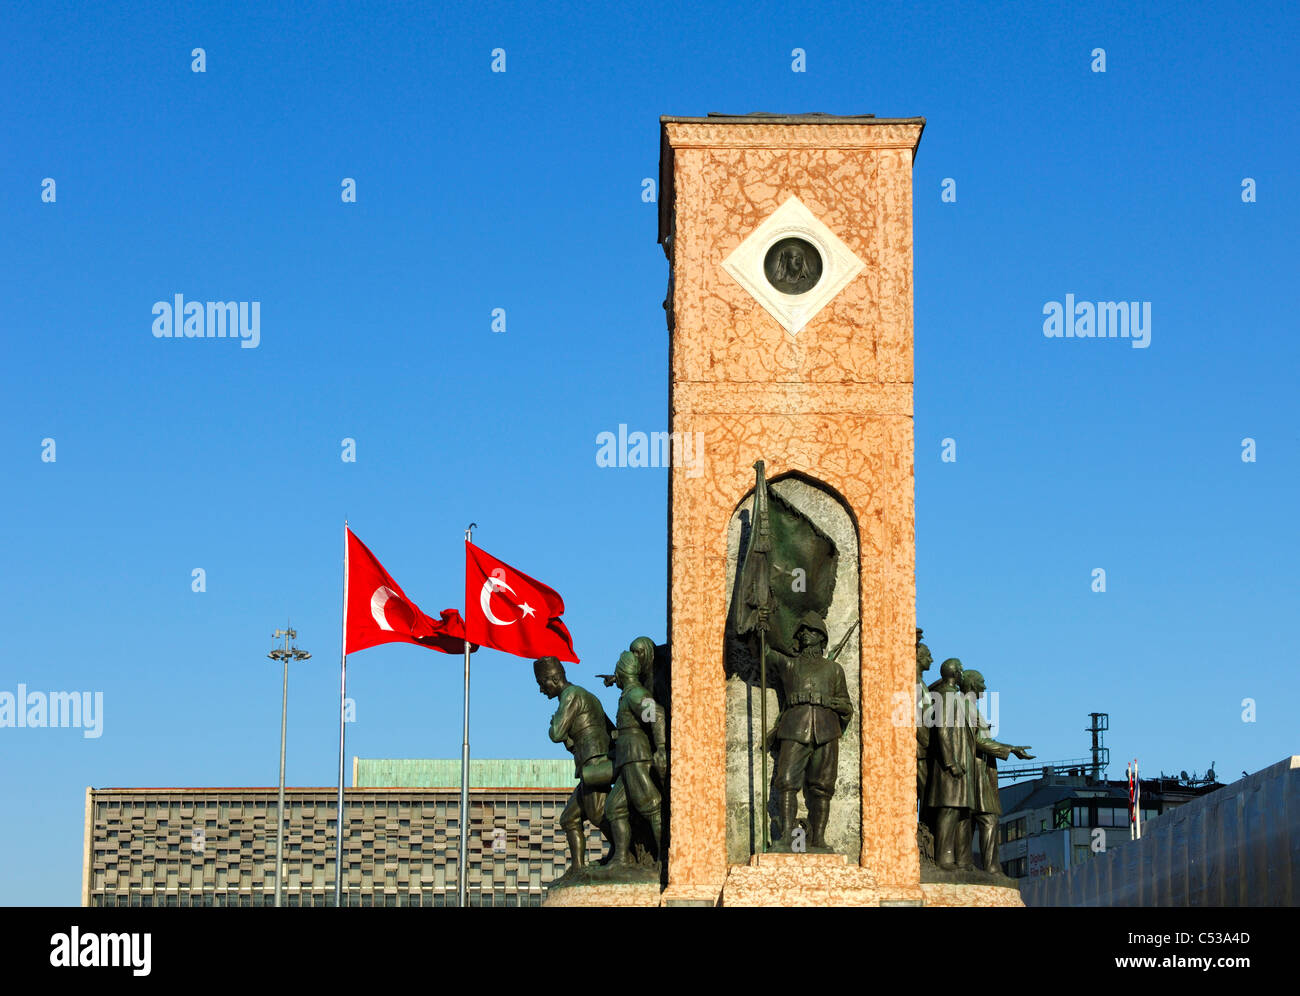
82, 759, 598, 907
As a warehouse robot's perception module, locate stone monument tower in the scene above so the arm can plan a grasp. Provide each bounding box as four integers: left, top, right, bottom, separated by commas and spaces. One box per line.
659, 113, 928, 906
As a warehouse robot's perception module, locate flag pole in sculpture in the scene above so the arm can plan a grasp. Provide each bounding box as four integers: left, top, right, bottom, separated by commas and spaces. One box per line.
334, 524, 470, 907
732, 460, 773, 852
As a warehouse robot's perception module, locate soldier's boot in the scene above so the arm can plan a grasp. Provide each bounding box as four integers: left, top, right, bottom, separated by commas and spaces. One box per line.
806, 794, 831, 849
609, 817, 634, 865
775, 791, 800, 849
564, 826, 586, 868
646, 811, 663, 861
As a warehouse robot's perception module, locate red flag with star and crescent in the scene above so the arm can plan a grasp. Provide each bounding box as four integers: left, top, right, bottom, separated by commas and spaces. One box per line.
344, 527, 473, 655
464, 541, 579, 663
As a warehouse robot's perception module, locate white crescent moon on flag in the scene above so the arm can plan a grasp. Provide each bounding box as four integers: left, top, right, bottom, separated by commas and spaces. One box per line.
480, 576, 519, 626
370, 586, 398, 630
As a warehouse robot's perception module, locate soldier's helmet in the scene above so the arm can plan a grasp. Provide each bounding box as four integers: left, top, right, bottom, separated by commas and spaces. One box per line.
796, 611, 829, 644
615, 651, 641, 680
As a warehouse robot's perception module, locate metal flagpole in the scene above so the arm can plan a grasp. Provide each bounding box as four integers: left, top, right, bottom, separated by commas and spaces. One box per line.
459, 523, 477, 908
1127, 761, 1132, 840
335, 520, 349, 908
1134, 760, 1141, 840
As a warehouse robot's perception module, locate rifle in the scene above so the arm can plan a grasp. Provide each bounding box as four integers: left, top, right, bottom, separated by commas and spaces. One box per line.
828, 618, 860, 662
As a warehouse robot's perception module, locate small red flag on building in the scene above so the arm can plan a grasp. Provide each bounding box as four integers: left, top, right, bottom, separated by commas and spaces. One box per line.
345, 527, 471, 655
464, 541, 579, 663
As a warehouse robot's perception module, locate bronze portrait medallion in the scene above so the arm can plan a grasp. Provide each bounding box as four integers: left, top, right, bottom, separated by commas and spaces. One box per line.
763, 237, 823, 295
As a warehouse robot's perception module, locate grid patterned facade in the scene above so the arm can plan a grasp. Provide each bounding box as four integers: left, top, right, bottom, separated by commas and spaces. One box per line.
82, 783, 600, 907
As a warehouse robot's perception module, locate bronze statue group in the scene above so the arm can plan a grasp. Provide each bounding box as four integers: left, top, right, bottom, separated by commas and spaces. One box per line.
534, 620, 1030, 881
534, 637, 666, 878
915, 628, 1033, 876
536, 608, 860, 876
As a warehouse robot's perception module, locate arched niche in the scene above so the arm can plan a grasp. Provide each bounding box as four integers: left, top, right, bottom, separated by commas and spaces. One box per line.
722, 473, 862, 863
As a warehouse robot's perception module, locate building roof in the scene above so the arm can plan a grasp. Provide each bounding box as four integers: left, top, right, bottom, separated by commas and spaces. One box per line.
353, 758, 575, 790
93, 759, 578, 793
1000, 774, 1221, 817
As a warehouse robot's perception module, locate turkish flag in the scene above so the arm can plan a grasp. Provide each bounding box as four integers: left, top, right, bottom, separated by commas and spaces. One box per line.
345, 528, 472, 655
464, 541, 579, 663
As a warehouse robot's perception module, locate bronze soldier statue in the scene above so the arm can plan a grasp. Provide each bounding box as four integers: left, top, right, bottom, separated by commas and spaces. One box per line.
605, 651, 667, 864
629, 635, 656, 691
599, 635, 658, 692
957, 669, 1033, 873
915, 628, 934, 804
924, 657, 974, 870
761, 610, 854, 851
534, 656, 614, 869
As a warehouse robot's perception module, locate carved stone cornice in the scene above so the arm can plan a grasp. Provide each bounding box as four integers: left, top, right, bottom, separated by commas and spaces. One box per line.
663, 120, 924, 152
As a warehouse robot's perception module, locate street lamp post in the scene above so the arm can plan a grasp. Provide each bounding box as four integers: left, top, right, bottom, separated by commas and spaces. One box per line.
269, 626, 311, 908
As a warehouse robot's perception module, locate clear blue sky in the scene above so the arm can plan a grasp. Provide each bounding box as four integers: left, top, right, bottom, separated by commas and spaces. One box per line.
1, 1, 1296, 905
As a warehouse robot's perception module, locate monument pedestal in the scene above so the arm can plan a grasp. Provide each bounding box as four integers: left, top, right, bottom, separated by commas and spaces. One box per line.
721, 854, 1022, 907
659, 883, 725, 907
542, 881, 663, 908
722, 853, 881, 907
919, 883, 1025, 907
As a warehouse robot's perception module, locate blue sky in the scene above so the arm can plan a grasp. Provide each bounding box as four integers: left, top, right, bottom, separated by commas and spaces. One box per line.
1, 1, 1296, 904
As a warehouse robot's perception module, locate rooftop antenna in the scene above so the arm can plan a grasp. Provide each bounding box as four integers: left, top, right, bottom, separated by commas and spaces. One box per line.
1087, 713, 1110, 780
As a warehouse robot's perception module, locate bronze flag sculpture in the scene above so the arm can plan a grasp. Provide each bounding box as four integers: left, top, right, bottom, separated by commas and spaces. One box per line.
731, 460, 854, 853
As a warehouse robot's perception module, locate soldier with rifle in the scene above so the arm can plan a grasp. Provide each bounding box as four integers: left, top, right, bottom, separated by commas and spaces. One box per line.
758, 608, 855, 851
605, 650, 667, 864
